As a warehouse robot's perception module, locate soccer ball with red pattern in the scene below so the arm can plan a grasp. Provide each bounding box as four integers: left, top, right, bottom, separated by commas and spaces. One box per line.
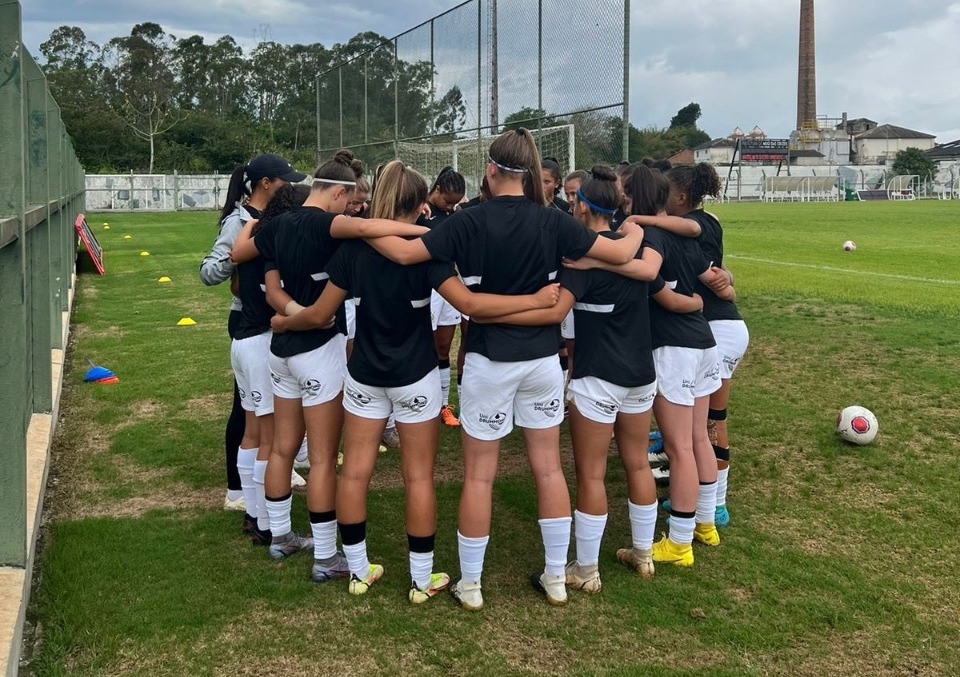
836, 406, 878, 445
842, 240, 857, 252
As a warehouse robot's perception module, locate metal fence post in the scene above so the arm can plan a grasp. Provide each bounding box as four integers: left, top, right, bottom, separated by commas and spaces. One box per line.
0, 0, 29, 567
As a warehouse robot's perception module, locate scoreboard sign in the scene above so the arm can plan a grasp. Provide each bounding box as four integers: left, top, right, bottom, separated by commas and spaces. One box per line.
740, 138, 790, 163
74, 213, 105, 275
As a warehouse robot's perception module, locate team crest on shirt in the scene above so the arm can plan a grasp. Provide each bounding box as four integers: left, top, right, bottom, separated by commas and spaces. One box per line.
534, 398, 562, 418
398, 395, 429, 413
251, 390, 262, 404
345, 386, 371, 406
304, 379, 322, 394
478, 412, 507, 431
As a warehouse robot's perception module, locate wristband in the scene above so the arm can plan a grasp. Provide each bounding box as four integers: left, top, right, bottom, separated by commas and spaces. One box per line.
285, 301, 306, 316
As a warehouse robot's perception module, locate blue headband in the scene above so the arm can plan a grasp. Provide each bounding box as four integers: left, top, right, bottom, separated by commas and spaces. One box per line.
577, 187, 617, 216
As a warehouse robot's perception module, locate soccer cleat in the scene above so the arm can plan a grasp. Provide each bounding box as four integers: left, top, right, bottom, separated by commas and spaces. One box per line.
409, 572, 451, 604
564, 561, 602, 594
651, 534, 694, 567
381, 426, 400, 449
694, 523, 721, 547
348, 563, 384, 595
715, 505, 730, 528
223, 493, 246, 511
659, 498, 672, 513
450, 578, 484, 611
242, 514, 257, 535
616, 547, 655, 579
290, 469, 307, 488
440, 405, 460, 427
250, 527, 272, 546
311, 553, 351, 583
652, 466, 671, 486
268, 532, 314, 560
531, 571, 568, 606
648, 450, 669, 465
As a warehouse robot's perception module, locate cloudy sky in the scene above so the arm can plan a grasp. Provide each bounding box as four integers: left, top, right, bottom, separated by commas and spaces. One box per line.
19, 0, 960, 142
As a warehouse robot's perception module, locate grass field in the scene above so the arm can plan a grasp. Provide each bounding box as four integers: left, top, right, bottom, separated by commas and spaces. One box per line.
24, 201, 960, 676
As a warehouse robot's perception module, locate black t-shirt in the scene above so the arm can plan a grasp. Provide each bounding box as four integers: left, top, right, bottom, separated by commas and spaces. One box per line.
254, 207, 346, 358
641, 227, 716, 350
416, 207, 455, 230
610, 209, 627, 232
235, 254, 272, 340
560, 232, 655, 387
684, 209, 741, 322
421, 196, 599, 362
327, 240, 456, 387
550, 195, 570, 213
461, 196, 482, 210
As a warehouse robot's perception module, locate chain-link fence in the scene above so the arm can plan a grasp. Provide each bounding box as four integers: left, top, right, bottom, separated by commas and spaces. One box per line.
315, 0, 629, 192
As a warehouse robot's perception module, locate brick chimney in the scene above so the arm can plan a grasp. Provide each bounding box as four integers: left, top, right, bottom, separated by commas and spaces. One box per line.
797, 0, 817, 130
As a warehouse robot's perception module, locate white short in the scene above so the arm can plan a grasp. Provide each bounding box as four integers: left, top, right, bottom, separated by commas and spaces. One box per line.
231, 331, 274, 416
567, 376, 657, 424
460, 353, 564, 441
653, 345, 721, 406
345, 298, 357, 340
343, 368, 441, 425
269, 334, 346, 406
430, 290, 460, 330
561, 309, 575, 340
709, 320, 749, 380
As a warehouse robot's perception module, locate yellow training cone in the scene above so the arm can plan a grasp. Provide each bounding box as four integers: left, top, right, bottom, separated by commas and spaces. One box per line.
123, 235, 132, 240
158, 276, 171, 283
177, 317, 197, 326
140, 251, 150, 257
103, 225, 110, 230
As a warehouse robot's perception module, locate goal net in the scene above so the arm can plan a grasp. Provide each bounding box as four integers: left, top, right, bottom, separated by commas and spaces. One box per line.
397, 124, 576, 197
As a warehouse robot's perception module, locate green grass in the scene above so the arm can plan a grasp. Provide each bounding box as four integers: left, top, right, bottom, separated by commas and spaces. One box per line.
24, 202, 960, 676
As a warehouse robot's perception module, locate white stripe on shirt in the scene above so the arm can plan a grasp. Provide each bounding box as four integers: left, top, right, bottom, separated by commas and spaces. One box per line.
573, 302, 615, 313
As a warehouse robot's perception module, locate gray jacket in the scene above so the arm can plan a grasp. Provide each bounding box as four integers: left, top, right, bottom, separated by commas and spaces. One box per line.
199, 202, 254, 312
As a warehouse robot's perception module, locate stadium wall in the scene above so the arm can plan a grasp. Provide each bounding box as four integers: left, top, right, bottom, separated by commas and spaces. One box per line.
0, 3, 85, 674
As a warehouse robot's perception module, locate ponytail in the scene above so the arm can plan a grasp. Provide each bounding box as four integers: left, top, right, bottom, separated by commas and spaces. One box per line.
369, 160, 428, 221
488, 128, 547, 205
218, 165, 250, 224
432, 166, 466, 196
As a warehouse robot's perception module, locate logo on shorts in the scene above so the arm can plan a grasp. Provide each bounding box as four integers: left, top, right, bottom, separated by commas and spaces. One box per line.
682, 379, 696, 391
304, 379, 322, 395
238, 386, 247, 399
345, 386, 371, 406
251, 390, 262, 404
723, 355, 740, 370
534, 398, 562, 418
638, 390, 655, 403
595, 401, 618, 415
270, 373, 281, 384
478, 412, 507, 431
399, 395, 429, 413
706, 363, 721, 381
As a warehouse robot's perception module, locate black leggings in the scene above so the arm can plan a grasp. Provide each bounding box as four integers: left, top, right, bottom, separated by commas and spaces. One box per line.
225, 311, 245, 491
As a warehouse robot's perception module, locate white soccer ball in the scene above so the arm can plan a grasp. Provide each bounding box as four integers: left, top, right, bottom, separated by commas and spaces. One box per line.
836, 405, 878, 446
842, 240, 857, 252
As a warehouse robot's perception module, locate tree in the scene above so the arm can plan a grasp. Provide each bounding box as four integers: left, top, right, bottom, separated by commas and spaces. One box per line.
435, 85, 466, 135
891, 147, 936, 181
502, 107, 549, 132
670, 102, 702, 130
104, 23, 183, 172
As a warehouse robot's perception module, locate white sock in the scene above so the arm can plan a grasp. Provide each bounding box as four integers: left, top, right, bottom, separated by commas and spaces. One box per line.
457, 383, 462, 408
266, 494, 292, 537
716, 467, 729, 507
696, 482, 718, 525
343, 540, 370, 579
311, 519, 338, 561
457, 531, 489, 584
573, 510, 607, 567
668, 514, 695, 546
539, 516, 572, 577
628, 500, 658, 552
439, 367, 451, 407
296, 436, 308, 464
236, 447, 257, 516
409, 551, 433, 590
253, 460, 269, 531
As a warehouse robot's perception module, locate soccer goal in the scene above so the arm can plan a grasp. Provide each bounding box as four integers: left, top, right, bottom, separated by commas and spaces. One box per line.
397, 124, 576, 197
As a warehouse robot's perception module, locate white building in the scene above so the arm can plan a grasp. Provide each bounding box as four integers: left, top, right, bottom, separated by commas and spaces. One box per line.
853, 124, 936, 165
693, 138, 736, 165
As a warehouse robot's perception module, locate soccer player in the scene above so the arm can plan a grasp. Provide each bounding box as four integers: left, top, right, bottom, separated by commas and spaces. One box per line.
230, 183, 310, 545
542, 156, 570, 212
666, 163, 749, 527
273, 160, 561, 602
422, 167, 467, 427
200, 153, 305, 516
366, 128, 645, 609
231, 150, 429, 582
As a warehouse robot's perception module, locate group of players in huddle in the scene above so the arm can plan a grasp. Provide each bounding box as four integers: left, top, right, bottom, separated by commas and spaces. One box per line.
199, 127, 748, 610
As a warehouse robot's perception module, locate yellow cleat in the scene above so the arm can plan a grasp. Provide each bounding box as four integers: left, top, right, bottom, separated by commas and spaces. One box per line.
651, 534, 694, 567
694, 523, 721, 547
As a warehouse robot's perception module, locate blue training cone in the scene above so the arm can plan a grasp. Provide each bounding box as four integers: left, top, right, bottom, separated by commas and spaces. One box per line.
84, 359, 116, 383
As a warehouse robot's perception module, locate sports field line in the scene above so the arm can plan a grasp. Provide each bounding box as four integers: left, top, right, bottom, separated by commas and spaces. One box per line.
726, 255, 960, 286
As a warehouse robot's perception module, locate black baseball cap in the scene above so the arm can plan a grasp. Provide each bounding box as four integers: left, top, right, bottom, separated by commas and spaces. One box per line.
246, 153, 307, 183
